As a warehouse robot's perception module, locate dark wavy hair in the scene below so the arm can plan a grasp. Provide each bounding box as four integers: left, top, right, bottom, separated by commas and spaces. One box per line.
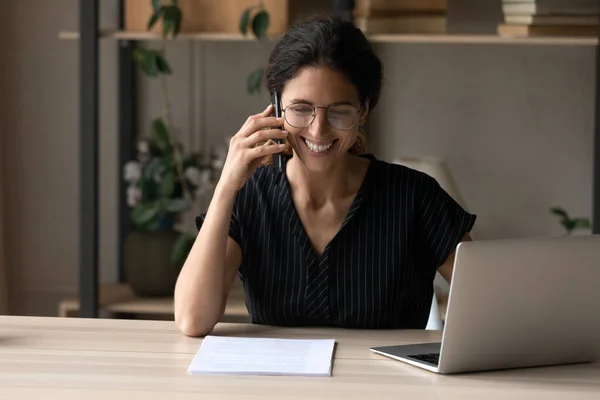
265, 16, 384, 112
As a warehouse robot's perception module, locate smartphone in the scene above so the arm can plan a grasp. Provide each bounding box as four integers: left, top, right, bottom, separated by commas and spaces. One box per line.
271, 92, 285, 172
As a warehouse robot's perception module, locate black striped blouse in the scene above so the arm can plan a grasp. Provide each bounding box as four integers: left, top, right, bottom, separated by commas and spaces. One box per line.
196, 154, 477, 329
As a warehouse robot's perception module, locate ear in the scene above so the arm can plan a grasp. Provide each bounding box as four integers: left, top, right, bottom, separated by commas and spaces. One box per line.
359, 98, 370, 126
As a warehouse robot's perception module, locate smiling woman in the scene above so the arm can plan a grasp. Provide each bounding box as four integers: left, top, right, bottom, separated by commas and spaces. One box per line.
273, 66, 367, 171
173, 17, 476, 337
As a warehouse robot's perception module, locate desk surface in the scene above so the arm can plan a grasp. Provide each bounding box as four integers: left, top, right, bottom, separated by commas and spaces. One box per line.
1, 316, 599, 399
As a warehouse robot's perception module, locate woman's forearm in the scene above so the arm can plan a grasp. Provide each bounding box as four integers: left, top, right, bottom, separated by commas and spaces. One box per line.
174, 183, 238, 336
173, 103, 286, 336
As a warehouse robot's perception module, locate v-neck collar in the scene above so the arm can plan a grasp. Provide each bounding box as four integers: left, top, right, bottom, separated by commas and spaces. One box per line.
279, 155, 377, 263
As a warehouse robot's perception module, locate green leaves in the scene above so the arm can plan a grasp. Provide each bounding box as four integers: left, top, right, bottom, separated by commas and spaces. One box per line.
165, 198, 188, 213
152, 118, 171, 150
133, 48, 157, 77
148, 8, 162, 30
133, 48, 171, 78
162, 5, 182, 38
155, 55, 171, 74
148, 1, 182, 38
151, 0, 162, 13
252, 10, 270, 39
550, 206, 591, 235
247, 67, 264, 94
240, 5, 271, 94
127, 0, 197, 255
159, 171, 176, 197
239, 7, 252, 35
143, 157, 165, 180
239, 6, 270, 39
131, 201, 183, 232
570, 218, 591, 230
550, 207, 568, 219
132, 203, 160, 227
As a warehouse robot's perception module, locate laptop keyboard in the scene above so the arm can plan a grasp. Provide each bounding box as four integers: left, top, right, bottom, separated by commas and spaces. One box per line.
408, 353, 440, 365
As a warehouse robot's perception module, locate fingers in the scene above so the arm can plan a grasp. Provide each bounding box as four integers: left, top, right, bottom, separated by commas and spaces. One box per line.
259, 103, 274, 117
238, 104, 284, 138
244, 128, 288, 147
247, 142, 286, 160
239, 117, 284, 137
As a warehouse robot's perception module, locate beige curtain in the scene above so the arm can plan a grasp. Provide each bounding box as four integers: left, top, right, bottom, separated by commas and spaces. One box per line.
0, 129, 7, 314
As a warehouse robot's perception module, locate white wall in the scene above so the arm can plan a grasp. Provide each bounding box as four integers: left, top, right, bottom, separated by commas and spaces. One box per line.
0, 0, 596, 315
0, 0, 122, 314
1, 0, 81, 314
369, 42, 595, 240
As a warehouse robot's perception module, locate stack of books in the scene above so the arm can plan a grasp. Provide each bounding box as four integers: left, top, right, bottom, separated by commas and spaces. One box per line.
498, 0, 598, 37
354, 0, 447, 34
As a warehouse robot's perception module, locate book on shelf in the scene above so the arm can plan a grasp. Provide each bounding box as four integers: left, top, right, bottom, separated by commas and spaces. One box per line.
497, 23, 598, 37
354, 0, 447, 17
499, 0, 598, 37
501, 0, 599, 16
356, 15, 447, 34
354, 0, 447, 34
504, 14, 598, 26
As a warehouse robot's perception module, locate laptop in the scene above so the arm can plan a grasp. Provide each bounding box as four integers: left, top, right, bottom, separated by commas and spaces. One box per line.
370, 235, 600, 374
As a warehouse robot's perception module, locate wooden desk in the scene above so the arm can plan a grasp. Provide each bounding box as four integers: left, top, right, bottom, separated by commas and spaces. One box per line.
1, 316, 599, 399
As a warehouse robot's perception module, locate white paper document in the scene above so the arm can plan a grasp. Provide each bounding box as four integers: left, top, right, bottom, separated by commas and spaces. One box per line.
187, 336, 336, 376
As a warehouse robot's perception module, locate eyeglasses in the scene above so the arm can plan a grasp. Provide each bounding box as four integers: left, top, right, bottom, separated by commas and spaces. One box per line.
282, 103, 361, 131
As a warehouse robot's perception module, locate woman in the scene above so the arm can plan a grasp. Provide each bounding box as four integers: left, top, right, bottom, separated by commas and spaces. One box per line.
174, 17, 476, 337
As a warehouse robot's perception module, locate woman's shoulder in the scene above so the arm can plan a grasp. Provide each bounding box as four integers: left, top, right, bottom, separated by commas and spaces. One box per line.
362, 154, 435, 187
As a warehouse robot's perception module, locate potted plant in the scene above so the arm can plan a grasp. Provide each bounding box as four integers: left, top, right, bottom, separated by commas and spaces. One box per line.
122, 0, 220, 296
123, 128, 216, 297
550, 206, 591, 236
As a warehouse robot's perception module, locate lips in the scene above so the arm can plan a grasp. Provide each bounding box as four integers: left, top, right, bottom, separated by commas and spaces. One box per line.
304, 138, 335, 153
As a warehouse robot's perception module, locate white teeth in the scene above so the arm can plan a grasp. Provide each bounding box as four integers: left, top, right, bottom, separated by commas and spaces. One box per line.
304, 138, 333, 153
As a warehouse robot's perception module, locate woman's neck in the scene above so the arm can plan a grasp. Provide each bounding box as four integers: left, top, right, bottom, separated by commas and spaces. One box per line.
286, 154, 368, 209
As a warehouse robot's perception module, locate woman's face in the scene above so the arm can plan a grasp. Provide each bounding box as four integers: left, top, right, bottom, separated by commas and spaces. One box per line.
281, 66, 368, 173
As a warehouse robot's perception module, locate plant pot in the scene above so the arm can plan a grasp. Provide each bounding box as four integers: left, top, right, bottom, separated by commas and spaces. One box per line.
124, 230, 182, 297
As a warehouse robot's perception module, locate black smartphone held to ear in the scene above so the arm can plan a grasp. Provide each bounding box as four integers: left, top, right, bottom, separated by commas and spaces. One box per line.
271, 92, 285, 172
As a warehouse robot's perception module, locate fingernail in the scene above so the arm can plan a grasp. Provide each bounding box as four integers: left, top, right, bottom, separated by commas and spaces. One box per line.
282, 130, 288, 136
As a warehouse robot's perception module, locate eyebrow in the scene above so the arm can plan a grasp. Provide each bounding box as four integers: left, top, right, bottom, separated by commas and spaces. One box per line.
288, 98, 356, 106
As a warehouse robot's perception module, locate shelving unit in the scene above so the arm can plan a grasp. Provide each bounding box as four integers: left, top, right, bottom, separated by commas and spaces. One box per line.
60, 29, 599, 46
70, 0, 600, 319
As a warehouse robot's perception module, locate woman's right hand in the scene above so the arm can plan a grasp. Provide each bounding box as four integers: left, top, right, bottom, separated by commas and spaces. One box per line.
218, 104, 288, 192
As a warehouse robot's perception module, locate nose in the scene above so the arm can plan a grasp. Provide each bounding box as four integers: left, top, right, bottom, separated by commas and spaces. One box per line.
308, 107, 328, 139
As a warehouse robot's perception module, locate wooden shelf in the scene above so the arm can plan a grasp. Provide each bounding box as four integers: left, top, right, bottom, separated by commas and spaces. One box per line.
58, 30, 599, 46
59, 30, 255, 42
58, 281, 250, 323
369, 33, 598, 46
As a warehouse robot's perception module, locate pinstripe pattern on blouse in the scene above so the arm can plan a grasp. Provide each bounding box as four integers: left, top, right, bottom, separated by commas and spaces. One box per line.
196, 155, 477, 329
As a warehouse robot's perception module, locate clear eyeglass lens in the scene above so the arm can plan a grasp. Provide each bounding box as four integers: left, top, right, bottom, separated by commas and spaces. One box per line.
285, 104, 358, 130
327, 106, 358, 130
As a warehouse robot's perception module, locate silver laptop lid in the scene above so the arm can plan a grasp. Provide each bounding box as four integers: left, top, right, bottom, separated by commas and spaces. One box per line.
439, 235, 600, 374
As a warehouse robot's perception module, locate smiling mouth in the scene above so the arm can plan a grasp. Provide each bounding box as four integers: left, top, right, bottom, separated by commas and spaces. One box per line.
304, 138, 336, 153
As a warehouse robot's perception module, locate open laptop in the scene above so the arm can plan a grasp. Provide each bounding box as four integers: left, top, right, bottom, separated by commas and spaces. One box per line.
370, 235, 600, 374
